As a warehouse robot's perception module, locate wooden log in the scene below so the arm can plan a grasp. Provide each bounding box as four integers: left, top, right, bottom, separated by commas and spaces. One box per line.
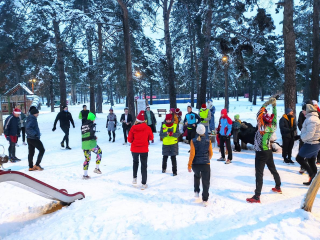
301, 171, 320, 212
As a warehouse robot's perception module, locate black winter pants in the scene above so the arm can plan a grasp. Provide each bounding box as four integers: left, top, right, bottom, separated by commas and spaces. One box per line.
123, 127, 131, 143
108, 131, 116, 140
162, 155, 177, 173
187, 126, 196, 143
296, 155, 317, 177
282, 137, 294, 160
132, 152, 148, 184
255, 150, 281, 196
192, 164, 211, 201
61, 126, 69, 147
220, 136, 232, 160
8, 141, 16, 158
21, 127, 26, 142
27, 138, 45, 168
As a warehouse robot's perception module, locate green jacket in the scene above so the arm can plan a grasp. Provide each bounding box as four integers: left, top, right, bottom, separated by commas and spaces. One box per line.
81, 120, 97, 150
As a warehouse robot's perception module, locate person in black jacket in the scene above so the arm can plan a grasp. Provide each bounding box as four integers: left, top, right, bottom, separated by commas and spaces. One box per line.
120, 107, 132, 145
52, 106, 75, 149
4, 108, 21, 162
279, 108, 296, 164
26, 108, 45, 171
79, 105, 90, 125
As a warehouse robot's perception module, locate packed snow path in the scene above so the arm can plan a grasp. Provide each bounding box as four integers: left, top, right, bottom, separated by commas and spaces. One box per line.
1, 98, 320, 240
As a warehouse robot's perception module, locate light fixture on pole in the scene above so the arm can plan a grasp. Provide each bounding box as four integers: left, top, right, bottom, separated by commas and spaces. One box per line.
29, 79, 37, 94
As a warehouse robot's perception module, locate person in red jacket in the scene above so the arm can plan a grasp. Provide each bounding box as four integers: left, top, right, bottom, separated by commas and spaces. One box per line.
128, 110, 154, 190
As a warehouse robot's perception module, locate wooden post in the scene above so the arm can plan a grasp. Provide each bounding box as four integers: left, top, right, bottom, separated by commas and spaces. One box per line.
302, 172, 320, 212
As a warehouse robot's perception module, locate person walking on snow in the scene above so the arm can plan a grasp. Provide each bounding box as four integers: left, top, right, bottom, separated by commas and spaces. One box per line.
279, 108, 296, 164
79, 105, 90, 125
26, 108, 45, 171
52, 106, 75, 149
106, 108, 117, 142
17, 111, 27, 146
128, 111, 154, 190
184, 106, 201, 144
145, 106, 157, 143
246, 98, 281, 203
217, 109, 233, 164
4, 108, 21, 162
207, 99, 216, 132
188, 124, 213, 207
82, 112, 102, 179
160, 114, 180, 176
232, 114, 242, 152
120, 107, 132, 145
199, 104, 211, 135
295, 104, 320, 185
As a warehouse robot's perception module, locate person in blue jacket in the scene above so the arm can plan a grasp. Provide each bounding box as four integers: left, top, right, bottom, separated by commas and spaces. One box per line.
26, 108, 45, 171
207, 99, 215, 132
217, 109, 233, 164
183, 106, 201, 144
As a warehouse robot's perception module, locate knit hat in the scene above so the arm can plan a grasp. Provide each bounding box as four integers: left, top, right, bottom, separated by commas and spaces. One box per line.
221, 109, 227, 118
234, 114, 240, 120
306, 104, 317, 114
312, 100, 318, 106
136, 111, 145, 122
201, 104, 207, 109
30, 108, 39, 115
13, 108, 21, 115
62, 105, 68, 109
196, 124, 206, 135
165, 114, 172, 121
146, 106, 150, 110
285, 108, 293, 115
109, 108, 113, 111
175, 108, 180, 114
29, 106, 36, 112
87, 112, 96, 121
170, 108, 175, 113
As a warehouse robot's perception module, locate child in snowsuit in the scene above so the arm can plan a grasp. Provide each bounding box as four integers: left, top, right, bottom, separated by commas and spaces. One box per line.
82, 112, 102, 179
106, 108, 117, 142
188, 124, 213, 207
232, 114, 242, 152
160, 114, 180, 176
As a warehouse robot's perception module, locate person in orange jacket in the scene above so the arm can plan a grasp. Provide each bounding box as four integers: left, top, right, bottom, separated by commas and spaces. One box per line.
188, 124, 213, 207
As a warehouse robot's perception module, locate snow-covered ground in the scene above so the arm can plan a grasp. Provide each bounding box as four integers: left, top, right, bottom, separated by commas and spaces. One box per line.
1, 97, 320, 240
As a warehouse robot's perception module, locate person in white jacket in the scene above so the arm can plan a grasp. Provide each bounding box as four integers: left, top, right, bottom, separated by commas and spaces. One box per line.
296, 104, 320, 185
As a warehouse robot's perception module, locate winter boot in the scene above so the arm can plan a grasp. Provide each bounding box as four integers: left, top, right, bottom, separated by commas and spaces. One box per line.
141, 184, 148, 190
29, 166, 36, 171
94, 168, 102, 174
299, 168, 306, 174
303, 174, 315, 186
15, 143, 19, 147
225, 159, 232, 164
12, 156, 21, 162
109, 136, 112, 142
61, 142, 65, 148
112, 139, 115, 142
152, 140, 154, 143
246, 195, 261, 203
34, 165, 44, 171
173, 172, 177, 176
272, 187, 282, 194
83, 175, 91, 180
22, 142, 27, 146
283, 158, 291, 164
288, 159, 294, 164
132, 178, 137, 184
217, 157, 225, 161
203, 201, 208, 207
162, 169, 166, 173
66, 146, 72, 150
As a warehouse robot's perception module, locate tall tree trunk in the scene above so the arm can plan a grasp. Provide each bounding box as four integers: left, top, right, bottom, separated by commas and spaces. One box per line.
96, 23, 103, 113
84, 3, 95, 114
283, 0, 296, 112
303, 13, 312, 102
50, 78, 54, 112
199, 0, 213, 108
163, 0, 177, 108
188, 22, 195, 107
224, 64, 229, 112
52, 19, 66, 110
117, 0, 135, 118
150, 79, 153, 105
310, 0, 319, 101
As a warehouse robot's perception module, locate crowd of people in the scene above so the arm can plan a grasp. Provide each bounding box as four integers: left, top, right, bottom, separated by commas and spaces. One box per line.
2, 97, 320, 207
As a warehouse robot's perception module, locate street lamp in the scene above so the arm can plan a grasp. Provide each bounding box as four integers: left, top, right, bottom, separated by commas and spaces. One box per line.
29, 79, 37, 94
135, 71, 143, 99
222, 55, 229, 112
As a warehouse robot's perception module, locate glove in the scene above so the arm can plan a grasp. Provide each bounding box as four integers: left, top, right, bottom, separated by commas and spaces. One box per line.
6, 136, 11, 142
168, 132, 173, 136
294, 135, 301, 141
200, 118, 204, 121
52, 127, 56, 132
270, 98, 277, 107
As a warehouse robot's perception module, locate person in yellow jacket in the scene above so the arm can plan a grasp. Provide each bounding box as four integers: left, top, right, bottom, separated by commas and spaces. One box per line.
188, 124, 213, 207
160, 114, 180, 176
199, 104, 211, 134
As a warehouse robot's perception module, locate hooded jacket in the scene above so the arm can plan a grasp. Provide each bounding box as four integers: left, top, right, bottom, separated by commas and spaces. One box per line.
279, 114, 297, 138
218, 109, 232, 136
300, 104, 320, 144
26, 115, 41, 140
128, 122, 154, 153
